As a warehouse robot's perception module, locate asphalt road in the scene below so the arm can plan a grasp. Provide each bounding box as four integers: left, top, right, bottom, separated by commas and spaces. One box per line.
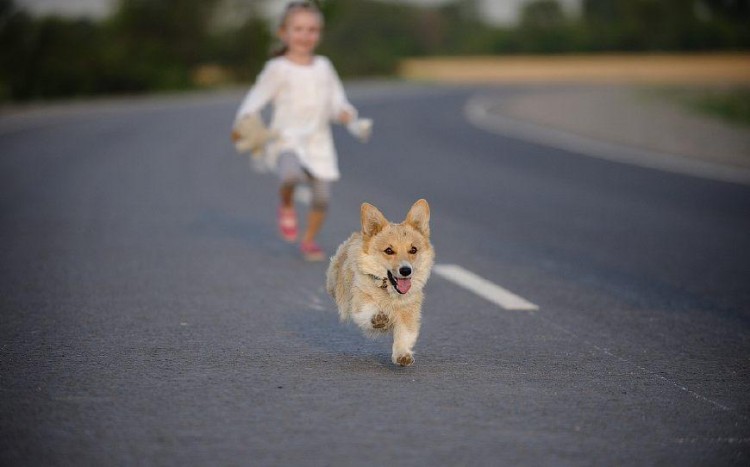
1, 84, 749, 466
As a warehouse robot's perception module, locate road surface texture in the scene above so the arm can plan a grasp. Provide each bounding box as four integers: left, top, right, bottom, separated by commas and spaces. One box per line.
2, 83, 749, 465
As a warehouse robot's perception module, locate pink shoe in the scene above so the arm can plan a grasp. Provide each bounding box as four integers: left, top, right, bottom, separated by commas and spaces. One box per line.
300, 241, 325, 262
278, 207, 297, 242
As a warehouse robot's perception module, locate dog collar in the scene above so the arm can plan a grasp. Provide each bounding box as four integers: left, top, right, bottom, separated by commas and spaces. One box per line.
368, 274, 389, 289
369, 271, 407, 294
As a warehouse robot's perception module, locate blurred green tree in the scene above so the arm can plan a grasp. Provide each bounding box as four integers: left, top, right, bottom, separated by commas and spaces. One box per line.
517, 0, 575, 52
0, 0, 107, 99
0, 0, 32, 99
1, 0, 748, 102
319, 0, 492, 75
208, 13, 270, 83
105, 0, 222, 90
581, 0, 750, 51
319, 0, 424, 76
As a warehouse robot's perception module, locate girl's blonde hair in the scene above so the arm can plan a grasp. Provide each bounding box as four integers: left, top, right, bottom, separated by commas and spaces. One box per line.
272, 1, 325, 57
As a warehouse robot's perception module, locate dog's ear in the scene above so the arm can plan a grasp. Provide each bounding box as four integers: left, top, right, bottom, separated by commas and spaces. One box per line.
361, 203, 388, 239
405, 199, 430, 238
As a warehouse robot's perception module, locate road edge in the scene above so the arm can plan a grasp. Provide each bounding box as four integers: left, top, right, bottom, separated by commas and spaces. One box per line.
464, 94, 750, 186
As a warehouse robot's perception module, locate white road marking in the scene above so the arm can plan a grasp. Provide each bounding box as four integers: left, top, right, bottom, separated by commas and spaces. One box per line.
433, 264, 539, 311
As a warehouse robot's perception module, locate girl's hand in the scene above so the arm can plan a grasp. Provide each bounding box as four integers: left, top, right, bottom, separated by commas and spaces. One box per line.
347, 118, 373, 143
338, 110, 354, 125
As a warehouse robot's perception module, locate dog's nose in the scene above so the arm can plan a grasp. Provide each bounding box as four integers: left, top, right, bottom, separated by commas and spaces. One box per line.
399, 266, 412, 277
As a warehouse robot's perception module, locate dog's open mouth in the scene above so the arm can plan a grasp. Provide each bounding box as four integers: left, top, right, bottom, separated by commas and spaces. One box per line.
387, 271, 412, 294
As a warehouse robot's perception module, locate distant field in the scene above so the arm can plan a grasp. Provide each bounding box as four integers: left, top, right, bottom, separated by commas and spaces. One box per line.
399, 54, 750, 85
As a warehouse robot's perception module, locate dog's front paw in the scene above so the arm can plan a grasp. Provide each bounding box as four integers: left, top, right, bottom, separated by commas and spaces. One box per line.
371, 312, 389, 329
394, 353, 414, 367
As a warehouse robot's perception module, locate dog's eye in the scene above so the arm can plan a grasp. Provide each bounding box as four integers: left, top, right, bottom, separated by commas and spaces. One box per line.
384, 247, 395, 255
409, 246, 418, 254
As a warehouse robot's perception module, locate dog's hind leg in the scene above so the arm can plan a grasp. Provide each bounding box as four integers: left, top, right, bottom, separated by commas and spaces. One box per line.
392, 312, 420, 366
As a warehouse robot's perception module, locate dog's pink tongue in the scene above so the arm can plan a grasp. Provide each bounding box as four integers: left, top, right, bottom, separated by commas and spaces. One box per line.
397, 278, 412, 293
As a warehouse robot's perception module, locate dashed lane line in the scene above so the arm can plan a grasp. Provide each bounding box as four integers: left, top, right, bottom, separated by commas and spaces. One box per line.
433, 264, 539, 311
434, 263, 747, 421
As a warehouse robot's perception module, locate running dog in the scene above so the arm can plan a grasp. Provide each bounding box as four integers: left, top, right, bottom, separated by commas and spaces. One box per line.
326, 199, 434, 366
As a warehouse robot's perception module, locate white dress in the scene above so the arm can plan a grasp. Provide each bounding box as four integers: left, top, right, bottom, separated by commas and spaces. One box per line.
234, 56, 357, 181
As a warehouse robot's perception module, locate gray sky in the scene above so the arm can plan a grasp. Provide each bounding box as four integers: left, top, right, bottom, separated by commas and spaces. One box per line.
17, 0, 582, 25
18, 0, 116, 18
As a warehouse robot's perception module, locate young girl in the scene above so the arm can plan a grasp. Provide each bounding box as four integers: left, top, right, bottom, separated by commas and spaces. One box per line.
232, 1, 370, 261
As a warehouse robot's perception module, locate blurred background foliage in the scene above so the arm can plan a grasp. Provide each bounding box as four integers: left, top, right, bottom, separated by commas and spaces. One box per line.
1, 0, 748, 101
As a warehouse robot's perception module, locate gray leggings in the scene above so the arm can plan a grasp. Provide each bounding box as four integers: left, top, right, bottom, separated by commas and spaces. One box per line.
277, 151, 331, 210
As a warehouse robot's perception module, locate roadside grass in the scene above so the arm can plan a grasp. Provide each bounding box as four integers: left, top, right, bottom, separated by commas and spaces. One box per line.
644, 86, 750, 127
689, 88, 750, 126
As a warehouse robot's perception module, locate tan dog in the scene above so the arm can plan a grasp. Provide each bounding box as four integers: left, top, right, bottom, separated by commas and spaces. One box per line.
326, 199, 434, 366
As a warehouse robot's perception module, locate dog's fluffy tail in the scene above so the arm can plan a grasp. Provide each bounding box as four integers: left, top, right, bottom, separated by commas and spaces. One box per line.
325, 243, 344, 302
325, 234, 357, 322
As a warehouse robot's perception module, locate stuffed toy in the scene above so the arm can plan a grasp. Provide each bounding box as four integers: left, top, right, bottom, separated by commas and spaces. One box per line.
231, 114, 278, 156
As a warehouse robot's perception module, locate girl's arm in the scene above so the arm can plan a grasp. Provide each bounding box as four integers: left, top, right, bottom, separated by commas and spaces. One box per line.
234, 61, 282, 122
325, 58, 357, 124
